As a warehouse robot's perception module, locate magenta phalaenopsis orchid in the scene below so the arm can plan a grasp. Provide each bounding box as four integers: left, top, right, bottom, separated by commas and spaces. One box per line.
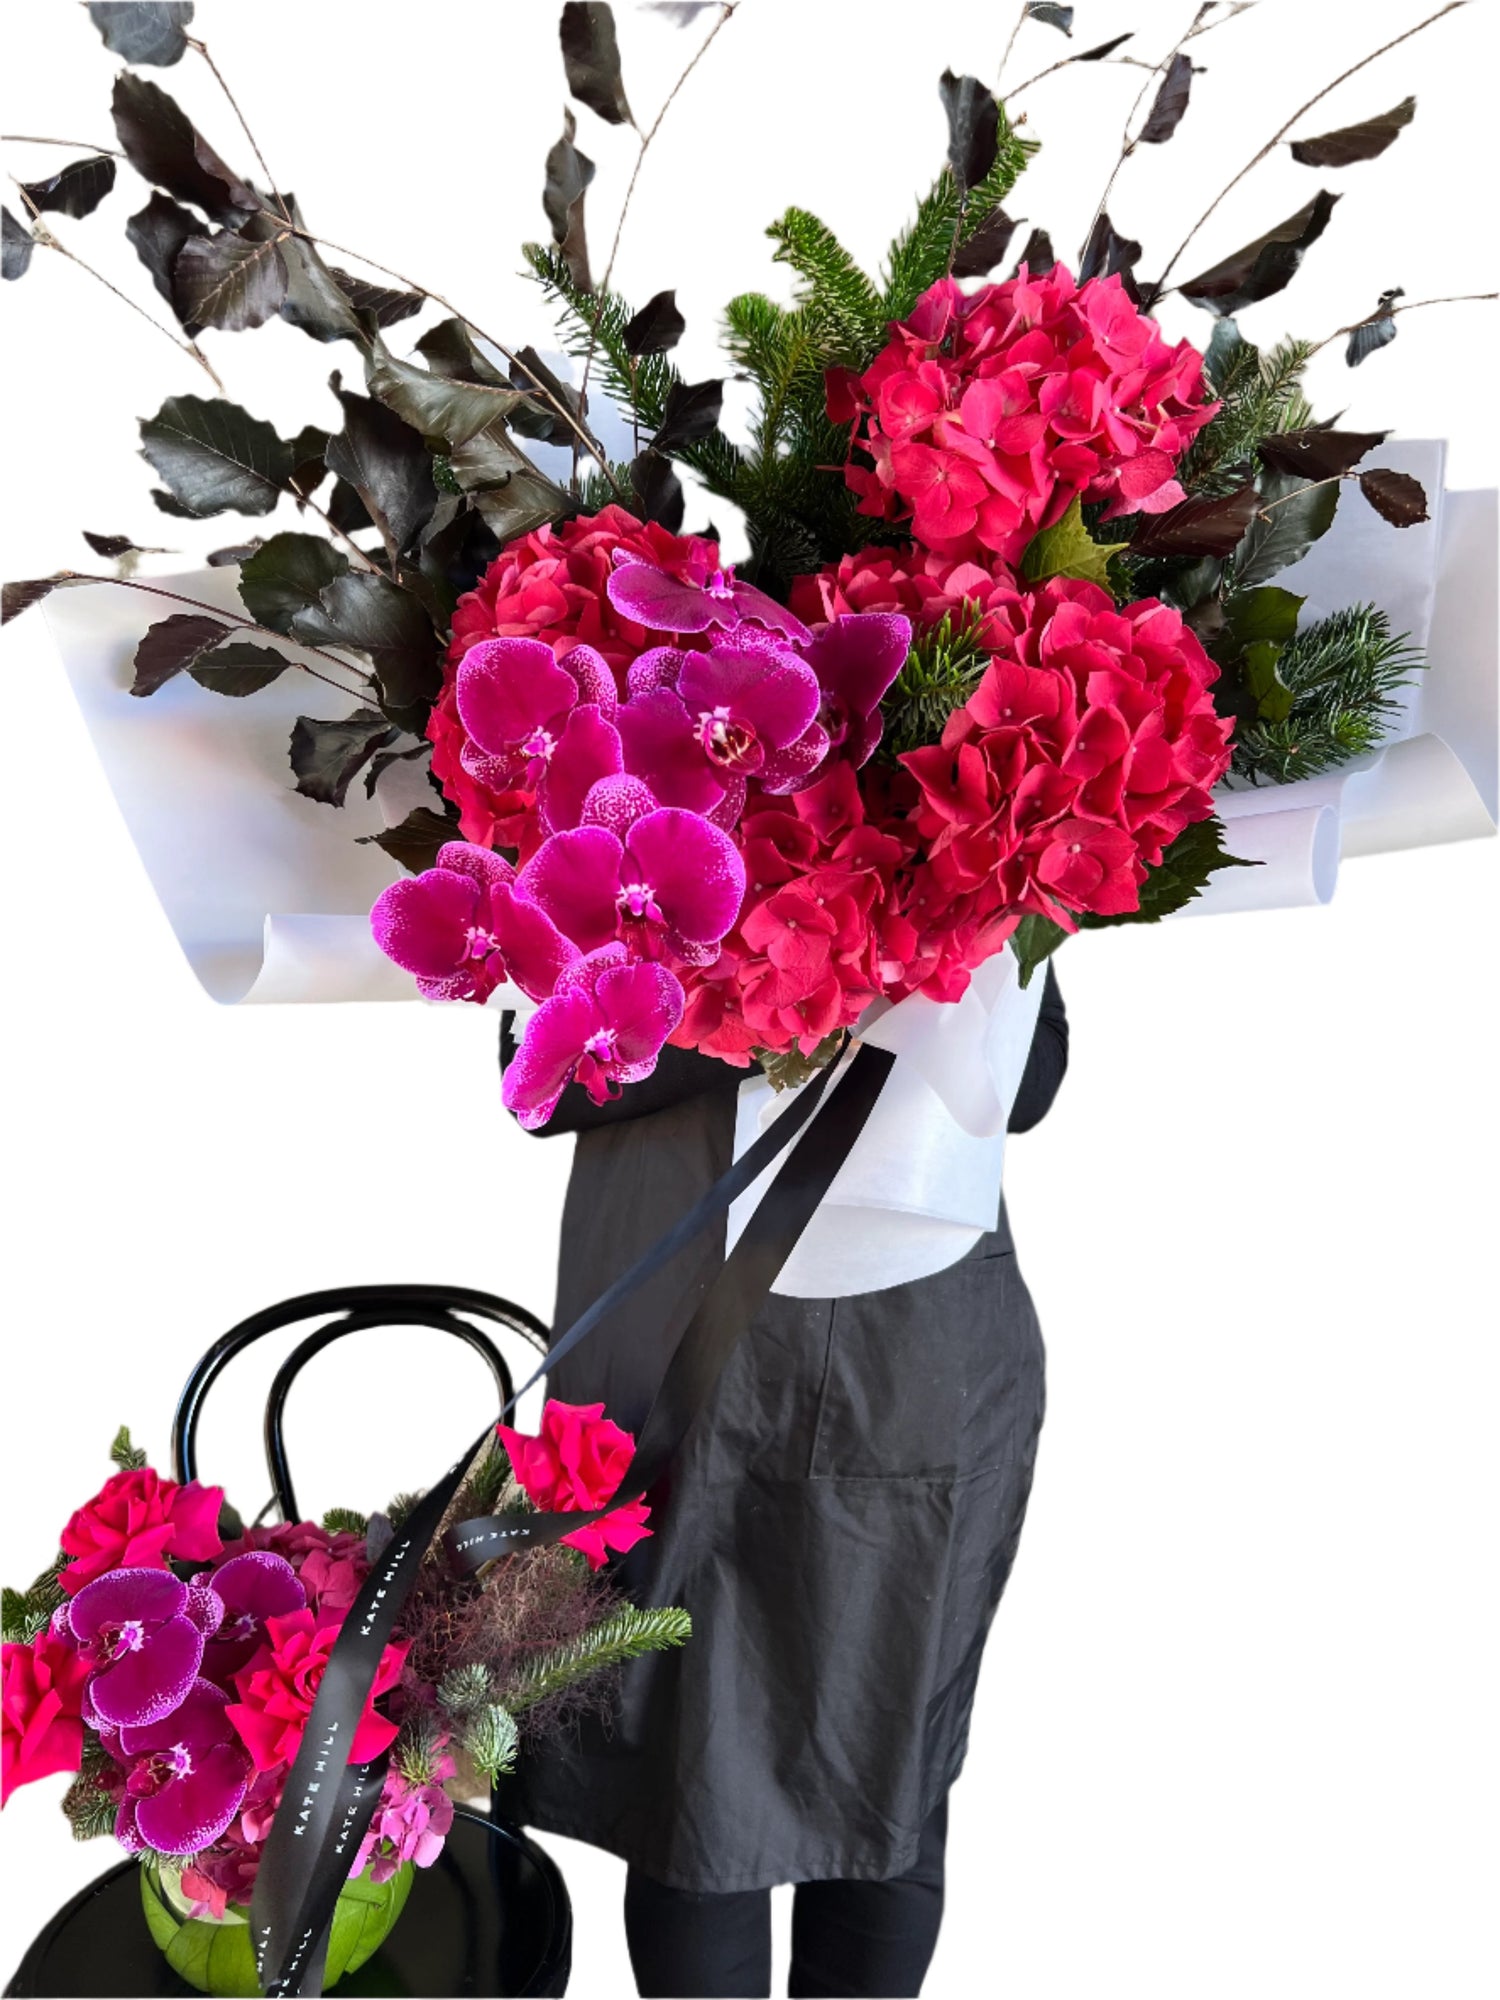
203, 1552, 306, 1677
519, 808, 745, 961
606, 552, 812, 646
67, 1568, 222, 1731
502, 945, 686, 1129
800, 613, 911, 769
456, 637, 616, 789
371, 842, 578, 1005
113, 1678, 252, 1856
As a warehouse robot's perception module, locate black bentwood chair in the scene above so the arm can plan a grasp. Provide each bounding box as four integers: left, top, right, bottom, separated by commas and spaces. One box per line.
5, 1286, 573, 2000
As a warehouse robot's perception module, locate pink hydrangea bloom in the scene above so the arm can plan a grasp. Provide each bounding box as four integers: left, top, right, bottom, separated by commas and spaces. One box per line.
355, 1748, 457, 1883
834, 269, 1215, 562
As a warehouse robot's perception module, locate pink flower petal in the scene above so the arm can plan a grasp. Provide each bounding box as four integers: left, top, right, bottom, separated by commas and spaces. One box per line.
677, 646, 821, 752
594, 959, 685, 1062
540, 705, 623, 833
371, 868, 478, 981
623, 809, 746, 944
606, 561, 720, 634
490, 886, 580, 1001
501, 988, 599, 1130
518, 827, 623, 954
616, 688, 727, 814
456, 637, 578, 754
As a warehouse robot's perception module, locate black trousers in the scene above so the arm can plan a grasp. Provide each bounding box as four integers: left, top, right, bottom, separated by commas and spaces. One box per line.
623, 1799, 949, 1999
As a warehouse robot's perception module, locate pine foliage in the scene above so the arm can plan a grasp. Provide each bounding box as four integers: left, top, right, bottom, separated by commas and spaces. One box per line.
524, 98, 1035, 595
1180, 334, 1316, 496
2, 1554, 66, 1643
503, 1606, 692, 1712
460, 1702, 519, 1784
881, 610, 991, 759
1230, 604, 1423, 784
320, 1507, 369, 1536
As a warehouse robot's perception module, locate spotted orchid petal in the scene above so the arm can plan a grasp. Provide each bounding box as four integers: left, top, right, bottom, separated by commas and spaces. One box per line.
519, 826, 623, 956
677, 646, 822, 758
502, 946, 684, 1129
616, 688, 729, 815
606, 557, 812, 645
456, 637, 579, 761
758, 720, 833, 794
116, 1679, 250, 1856
67, 1569, 207, 1730
539, 705, 624, 833
623, 809, 745, 945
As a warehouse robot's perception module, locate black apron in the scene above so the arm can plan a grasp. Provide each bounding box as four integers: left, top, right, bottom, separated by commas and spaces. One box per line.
506, 1075, 1049, 1892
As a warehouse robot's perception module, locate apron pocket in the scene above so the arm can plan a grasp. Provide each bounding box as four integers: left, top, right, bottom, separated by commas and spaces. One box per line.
806, 1244, 1044, 1482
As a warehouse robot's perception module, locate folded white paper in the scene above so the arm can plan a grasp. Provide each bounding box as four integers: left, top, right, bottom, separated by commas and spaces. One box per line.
1178, 443, 1498, 918
43, 570, 411, 1003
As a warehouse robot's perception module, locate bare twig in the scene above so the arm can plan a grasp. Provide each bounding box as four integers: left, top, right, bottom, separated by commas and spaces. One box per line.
994, 3, 1032, 93
11, 184, 224, 390
1083, 4, 1208, 251
1307, 290, 1498, 358
52, 574, 376, 698
186, 35, 293, 224
1155, 2, 1467, 296
2, 133, 124, 158
287, 481, 383, 572
573, 1, 738, 487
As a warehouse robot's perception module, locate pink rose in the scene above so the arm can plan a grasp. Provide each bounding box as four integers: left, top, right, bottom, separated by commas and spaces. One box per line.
59, 1467, 224, 1596
2, 1625, 92, 1803
226, 1612, 407, 1772
497, 1400, 654, 1571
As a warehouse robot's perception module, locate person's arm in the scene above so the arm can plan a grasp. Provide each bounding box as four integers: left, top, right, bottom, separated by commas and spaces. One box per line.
1007, 963, 1069, 1133
499, 1015, 745, 1136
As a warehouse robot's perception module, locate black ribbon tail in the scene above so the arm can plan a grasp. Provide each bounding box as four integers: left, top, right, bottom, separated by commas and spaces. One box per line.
251, 1043, 893, 1993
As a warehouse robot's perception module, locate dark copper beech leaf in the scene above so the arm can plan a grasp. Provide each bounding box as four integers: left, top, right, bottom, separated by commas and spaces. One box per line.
1290, 96, 1414, 169
952, 207, 1019, 279
631, 449, 685, 531
289, 709, 399, 807
1009, 226, 1055, 278
543, 109, 595, 291
1358, 468, 1429, 528
623, 289, 686, 355
1078, 211, 1141, 289
130, 613, 232, 695
18, 156, 116, 221
172, 229, 288, 332
139, 394, 292, 516
939, 71, 999, 197
111, 73, 256, 225
188, 640, 293, 696
1344, 290, 1404, 367
1078, 33, 1133, 61
1128, 483, 1260, 559
324, 376, 436, 555
1179, 190, 1340, 317
125, 191, 206, 321
206, 540, 263, 567
86, 3, 194, 67
358, 805, 462, 874
1027, 3, 1073, 34
560, 2, 634, 126
1139, 53, 1192, 144
328, 267, 424, 329
3, 577, 68, 623
652, 378, 724, 452
82, 531, 171, 560
1257, 427, 1387, 481
2, 207, 34, 281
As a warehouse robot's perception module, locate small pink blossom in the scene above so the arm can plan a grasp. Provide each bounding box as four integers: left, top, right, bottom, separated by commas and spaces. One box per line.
501, 946, 685, 1130
371, 842, 578, 1004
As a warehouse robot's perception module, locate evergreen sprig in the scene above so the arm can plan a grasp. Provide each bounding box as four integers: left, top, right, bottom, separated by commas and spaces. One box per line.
883, 123, 1037, 320
2, 1554, 67, 1644
460, 1702, 519, 1784
62, 1744, 120, 1842
1180, 332, 1316, 496
503, 1606, 692, 1712
109, 1425, 148, 1472
454, 1442, 516, 1522
1230, 604, 1422, 785
320, 1507, 369, 1536
881, 610, 991, 759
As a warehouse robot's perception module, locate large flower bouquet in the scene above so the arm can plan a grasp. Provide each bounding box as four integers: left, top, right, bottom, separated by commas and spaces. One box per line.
1, 1411, 684, 1990
3, 0, 1490, 1124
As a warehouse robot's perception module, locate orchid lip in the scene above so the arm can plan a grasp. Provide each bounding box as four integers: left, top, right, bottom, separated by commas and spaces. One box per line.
705, 567, 736, 600
88, 1619, 146, 1666
697, 705, 763, 772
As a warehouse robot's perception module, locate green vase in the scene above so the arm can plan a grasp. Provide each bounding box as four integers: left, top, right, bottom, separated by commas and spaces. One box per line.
140, 1854, 414, 1996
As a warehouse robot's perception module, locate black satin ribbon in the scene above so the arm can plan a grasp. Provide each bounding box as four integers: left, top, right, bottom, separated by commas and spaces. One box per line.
250, 1043, 894, 1994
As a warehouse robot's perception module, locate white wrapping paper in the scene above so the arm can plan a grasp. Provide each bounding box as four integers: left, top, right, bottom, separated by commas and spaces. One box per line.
42, 569, 414, 1002
1178, 442, 1498, 918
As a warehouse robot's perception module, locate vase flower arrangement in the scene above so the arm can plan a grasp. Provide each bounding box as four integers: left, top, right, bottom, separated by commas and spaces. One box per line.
2, 1417, 686, 1992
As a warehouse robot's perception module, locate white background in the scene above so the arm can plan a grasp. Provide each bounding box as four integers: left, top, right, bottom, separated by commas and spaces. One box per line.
2, 2, 1497, 1995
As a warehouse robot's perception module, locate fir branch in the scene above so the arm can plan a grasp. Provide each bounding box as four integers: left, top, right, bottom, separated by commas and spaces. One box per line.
454, 1443, 517, 1523
1230, 604, 1423, 784
460, 1702, 519, 1785
767, 208, 886, 364
109, 1425, 148, 1472
503, 1606, 692, 1712
63, 1744, 121, 1843
1179, 335, 1315, 495
881, 610, 992, 759
884, 121, 1037, 321
320, 1507, 369, 1536
436, 1662, 493, 1717
2, 1554, 67, 1644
